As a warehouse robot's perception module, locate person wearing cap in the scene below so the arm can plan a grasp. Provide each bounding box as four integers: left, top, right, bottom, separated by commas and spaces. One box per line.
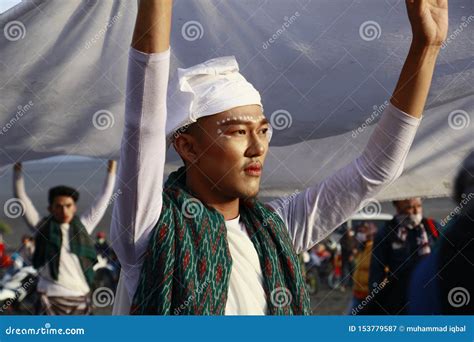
12, 160, 117, 315
95, 231, 111, 258
111, 0, 448, 315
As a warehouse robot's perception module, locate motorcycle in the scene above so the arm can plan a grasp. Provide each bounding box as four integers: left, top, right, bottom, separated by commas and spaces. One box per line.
92, 254, 120, 293
0, 254, 38, 314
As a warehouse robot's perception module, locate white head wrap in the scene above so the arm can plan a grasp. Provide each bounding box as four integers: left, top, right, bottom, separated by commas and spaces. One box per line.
166, 56, 262, 145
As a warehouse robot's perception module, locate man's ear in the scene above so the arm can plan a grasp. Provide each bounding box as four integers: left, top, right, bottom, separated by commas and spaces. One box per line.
173, 134, 199, 164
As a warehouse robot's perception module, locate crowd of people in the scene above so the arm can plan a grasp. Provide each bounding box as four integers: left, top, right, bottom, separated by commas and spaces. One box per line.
302, 150, 473, 315
1, 150, 472, 316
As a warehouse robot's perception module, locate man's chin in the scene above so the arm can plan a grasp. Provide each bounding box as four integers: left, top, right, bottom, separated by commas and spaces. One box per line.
55, 217, 72, 224
220, 177, 260, 199
237, 186, 260, 200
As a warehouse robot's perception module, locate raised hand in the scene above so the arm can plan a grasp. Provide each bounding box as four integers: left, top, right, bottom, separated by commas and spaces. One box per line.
14, 162, 22, 173
107, 160, 117, 174
406, 0, 449, 46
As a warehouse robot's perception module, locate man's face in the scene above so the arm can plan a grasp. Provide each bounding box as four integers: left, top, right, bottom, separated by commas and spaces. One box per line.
395, 198, 423, 216
48, 196, 77, 224
177, 104, 270, 200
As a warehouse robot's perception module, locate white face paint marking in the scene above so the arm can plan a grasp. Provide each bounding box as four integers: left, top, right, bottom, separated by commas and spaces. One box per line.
214, 114, 268, 141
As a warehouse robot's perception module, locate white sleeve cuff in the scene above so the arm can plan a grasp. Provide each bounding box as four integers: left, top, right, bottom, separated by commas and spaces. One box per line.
387, 101, 423, 127
129, 46, 171, 63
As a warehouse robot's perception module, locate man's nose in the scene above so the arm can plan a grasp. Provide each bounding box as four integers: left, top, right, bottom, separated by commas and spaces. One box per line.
246, 135, 266, 157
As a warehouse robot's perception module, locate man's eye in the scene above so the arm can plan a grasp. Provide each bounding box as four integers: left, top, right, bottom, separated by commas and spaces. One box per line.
259, 128, 268, 134
232, 129, 246, 135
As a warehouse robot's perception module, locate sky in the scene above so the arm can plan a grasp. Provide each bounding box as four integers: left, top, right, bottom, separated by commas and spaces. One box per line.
0, 0, 22, 14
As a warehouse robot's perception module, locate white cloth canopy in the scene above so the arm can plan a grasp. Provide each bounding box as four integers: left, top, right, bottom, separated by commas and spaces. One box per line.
0, 0, 472, 201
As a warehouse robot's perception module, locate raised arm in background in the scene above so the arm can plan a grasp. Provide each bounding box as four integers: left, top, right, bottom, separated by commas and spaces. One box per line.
12, 162, 41, 231
80, 160, 117, 234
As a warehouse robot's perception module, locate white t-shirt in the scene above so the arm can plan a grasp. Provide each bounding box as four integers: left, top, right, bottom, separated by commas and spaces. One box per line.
224, 215, 267, 315
37, 223, 90, 296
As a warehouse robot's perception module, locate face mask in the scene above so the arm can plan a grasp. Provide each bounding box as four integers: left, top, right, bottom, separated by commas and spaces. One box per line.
396, 213, 421, 228
409, 213, 423, 226
356, 232, 367, 242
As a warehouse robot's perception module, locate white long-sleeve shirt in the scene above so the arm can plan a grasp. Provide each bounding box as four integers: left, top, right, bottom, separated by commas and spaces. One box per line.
13, 169, 116, 296
111, 47, 422, 315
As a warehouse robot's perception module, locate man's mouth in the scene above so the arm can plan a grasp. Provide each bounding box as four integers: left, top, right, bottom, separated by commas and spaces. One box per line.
244, 162, 262, 176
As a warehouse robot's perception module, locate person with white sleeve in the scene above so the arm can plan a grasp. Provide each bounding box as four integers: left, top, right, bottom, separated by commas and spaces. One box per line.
13, 160, 117, 315
111, 0, 448, 315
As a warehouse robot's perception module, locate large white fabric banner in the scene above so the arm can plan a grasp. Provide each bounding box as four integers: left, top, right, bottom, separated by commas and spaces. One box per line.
0, 0, 472, 200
